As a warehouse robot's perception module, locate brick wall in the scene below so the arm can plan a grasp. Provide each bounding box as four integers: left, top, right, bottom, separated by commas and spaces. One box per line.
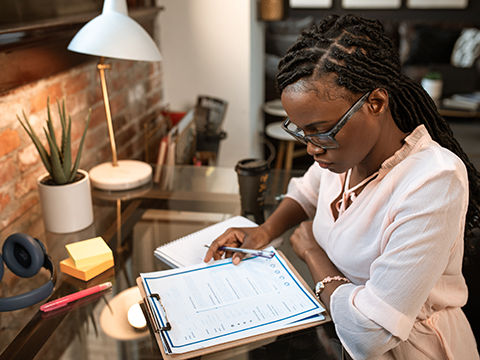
0, 59, 165, 234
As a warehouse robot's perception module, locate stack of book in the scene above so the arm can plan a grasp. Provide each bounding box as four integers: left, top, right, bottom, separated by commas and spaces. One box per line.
153, 108, 196, 184
442, 92, 480, 111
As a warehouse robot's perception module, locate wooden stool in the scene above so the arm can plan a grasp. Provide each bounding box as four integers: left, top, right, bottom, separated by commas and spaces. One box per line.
265, 121, 307, 170
263, 99, 306, 170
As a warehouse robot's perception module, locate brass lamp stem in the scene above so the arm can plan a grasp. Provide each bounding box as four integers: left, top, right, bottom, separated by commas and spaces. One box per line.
97, 57, 118, 167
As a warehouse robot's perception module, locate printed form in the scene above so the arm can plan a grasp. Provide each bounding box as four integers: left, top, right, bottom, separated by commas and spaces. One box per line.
141, 247, 325, 354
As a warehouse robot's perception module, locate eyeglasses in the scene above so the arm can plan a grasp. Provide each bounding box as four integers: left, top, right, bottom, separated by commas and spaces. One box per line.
281, 91, 372, 149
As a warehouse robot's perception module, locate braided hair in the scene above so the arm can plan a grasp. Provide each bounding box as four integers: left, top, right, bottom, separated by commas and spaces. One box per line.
276, 14, 480, 254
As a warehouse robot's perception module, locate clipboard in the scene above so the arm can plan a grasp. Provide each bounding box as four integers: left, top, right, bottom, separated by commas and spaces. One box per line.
136, 250, 331, 360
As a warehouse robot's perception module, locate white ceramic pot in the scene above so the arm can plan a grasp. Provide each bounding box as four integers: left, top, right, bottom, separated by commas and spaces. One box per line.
37, 169, 94, 234
421, 78, 444, 102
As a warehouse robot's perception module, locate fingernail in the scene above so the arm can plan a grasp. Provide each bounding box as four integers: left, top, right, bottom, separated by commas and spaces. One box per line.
233, 257, 240, 265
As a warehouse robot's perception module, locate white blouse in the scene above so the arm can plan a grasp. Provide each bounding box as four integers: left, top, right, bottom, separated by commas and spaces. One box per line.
285, 125, 479, 359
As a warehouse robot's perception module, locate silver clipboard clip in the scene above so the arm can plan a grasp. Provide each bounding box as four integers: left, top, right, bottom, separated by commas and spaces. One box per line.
146, 293, 172, 332
143, 293, 172, 355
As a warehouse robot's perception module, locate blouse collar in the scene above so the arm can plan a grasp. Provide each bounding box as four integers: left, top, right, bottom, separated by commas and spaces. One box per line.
379, 125, 430, 174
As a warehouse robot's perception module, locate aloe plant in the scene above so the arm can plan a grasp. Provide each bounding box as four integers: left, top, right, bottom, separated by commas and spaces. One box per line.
17, 97, 91, 185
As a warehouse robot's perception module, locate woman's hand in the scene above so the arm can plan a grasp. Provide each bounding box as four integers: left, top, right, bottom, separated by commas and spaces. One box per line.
204, 198, 310, 266
204, 226, 271, 265
291, 220, 346, 311
289, 220, 325, 261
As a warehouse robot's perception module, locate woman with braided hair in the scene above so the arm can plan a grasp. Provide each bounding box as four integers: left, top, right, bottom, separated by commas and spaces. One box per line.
205, 14, 479, 359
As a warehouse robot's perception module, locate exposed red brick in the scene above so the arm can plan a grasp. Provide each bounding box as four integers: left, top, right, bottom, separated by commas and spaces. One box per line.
65, 92, 89, 118
89, 77, 105, 105
112, 59, 134, 74
89, 105, 107, 129
85, 124, 108, 151
110, 93, 127, 116
98, 142, 113, 163
147, 92, 162, 109
18, 144, 40, 172
31, 83, 63, 114
149, 62, 158, 75
0, 192, 11, 212
0, 195, 39, 232
15, 169, 42, 199
131, 65, 150, 85
0, 129, 21, 157
116, 124, 137, 147
79, 147, 98, 170
64, 71, 93, 96
112, 72, 130, 92
0, 97, 26, 124
0, 156, 16, 185
112, 113, 128, 134
70, 110, 91, 143
118, 141, 136, 160
148, 74, 162, 92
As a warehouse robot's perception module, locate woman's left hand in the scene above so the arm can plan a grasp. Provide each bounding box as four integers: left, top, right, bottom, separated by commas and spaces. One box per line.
290, 220, 326, 261
290, 220, 346, 311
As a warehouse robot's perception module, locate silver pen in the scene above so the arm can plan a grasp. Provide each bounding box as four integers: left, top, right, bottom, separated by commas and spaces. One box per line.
204, 245, 275, 259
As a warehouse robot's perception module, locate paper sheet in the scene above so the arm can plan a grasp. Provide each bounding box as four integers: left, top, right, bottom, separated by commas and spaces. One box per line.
141, 247, 325, 354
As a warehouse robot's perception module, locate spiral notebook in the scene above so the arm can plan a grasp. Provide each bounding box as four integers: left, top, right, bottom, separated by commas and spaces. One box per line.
154, 216, 270, 268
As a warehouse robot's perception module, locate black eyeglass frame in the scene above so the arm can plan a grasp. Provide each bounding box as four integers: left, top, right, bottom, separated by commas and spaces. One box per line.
281, 91, 372, 149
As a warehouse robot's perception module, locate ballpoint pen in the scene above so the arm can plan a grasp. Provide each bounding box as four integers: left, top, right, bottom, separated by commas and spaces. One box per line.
40, 281, 113, 312
204, 245, 275, 259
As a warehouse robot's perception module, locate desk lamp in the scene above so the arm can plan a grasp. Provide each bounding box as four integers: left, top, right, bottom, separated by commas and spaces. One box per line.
67, 0, 162, 190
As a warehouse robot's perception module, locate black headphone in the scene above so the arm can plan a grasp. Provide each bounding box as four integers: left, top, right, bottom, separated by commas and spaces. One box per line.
0, 233, 56, 312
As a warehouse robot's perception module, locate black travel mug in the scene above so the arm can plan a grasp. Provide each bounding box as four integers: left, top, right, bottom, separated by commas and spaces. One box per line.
235, 159, 270, 224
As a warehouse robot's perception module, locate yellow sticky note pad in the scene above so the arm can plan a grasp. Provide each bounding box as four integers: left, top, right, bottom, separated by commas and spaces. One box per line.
60, 257, 114, 281
65, 237, 113, 270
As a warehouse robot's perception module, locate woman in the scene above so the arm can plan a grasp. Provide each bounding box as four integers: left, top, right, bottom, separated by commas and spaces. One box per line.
205, 14, 479, 359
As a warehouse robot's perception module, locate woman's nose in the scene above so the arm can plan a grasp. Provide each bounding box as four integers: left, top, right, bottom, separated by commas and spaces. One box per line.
306, 141, 325, 156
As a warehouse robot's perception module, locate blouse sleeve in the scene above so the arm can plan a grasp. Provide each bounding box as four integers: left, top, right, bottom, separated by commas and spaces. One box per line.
330, 165, 468, 359
284, 164, 321, 218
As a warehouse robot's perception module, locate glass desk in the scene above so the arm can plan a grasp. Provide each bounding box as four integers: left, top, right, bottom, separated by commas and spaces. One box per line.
0, 165, 341, 360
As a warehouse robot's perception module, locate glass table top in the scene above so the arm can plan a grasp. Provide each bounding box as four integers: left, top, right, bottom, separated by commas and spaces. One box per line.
0, 165, 342, 360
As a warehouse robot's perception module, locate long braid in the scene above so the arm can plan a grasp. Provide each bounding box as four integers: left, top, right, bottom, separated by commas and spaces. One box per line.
276, 14, 480, 255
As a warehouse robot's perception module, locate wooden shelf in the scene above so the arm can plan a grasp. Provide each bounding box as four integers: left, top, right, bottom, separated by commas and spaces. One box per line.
438, 107, 480, 119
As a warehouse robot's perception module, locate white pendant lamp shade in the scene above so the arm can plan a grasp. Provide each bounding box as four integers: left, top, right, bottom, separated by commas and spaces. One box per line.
68, 0, 162, 62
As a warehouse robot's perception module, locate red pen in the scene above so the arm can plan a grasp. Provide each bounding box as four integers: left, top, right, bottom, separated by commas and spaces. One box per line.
40, 281, 113, 312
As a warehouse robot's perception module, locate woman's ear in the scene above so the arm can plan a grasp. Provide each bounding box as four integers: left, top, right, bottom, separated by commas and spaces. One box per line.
367, 88, 389, 116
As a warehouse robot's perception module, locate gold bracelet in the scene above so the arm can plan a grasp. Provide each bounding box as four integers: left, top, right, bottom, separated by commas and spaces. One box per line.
315, 276, 351, 299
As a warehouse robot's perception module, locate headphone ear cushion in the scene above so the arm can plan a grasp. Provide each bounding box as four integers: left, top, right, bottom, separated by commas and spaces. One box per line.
0, 252, 4, 282
2, 233, 44, 278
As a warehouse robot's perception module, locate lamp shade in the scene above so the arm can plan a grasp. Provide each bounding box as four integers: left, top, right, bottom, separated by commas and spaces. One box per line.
68, 0, 162, 62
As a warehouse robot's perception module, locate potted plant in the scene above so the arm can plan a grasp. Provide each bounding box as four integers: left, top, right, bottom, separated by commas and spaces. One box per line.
421, 71, 444, 103
18, 97, 93, 233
